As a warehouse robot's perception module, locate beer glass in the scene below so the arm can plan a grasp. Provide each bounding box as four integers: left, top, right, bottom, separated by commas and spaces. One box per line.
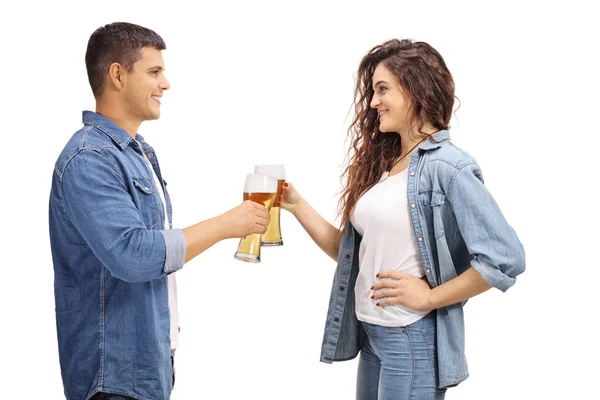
234, 173, 278, 263
254, 165, 285, 246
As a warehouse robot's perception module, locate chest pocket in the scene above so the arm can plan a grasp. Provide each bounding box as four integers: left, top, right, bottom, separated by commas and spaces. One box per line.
132, 177, 161, 229
419, 190, 446, 239
430, 192, 446, 239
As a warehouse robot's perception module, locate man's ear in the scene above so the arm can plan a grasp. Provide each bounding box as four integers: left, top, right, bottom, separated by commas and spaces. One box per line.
107, 62, 126, 91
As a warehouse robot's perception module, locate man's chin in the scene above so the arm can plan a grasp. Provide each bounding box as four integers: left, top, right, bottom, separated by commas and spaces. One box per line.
144, 111, 161, 121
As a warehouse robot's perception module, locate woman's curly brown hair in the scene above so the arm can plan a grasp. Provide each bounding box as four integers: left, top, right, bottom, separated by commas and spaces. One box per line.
338, 39, 456, 228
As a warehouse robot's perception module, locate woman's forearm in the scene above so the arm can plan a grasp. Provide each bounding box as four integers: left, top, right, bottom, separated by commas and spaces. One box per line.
430, 267, 492, 309
291, 198, 342, 262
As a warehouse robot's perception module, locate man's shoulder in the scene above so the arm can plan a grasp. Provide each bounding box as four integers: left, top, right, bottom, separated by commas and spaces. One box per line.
54, 124, 119, 176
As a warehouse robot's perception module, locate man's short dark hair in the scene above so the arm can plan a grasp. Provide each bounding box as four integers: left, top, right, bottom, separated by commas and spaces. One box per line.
85, 22, 166, 98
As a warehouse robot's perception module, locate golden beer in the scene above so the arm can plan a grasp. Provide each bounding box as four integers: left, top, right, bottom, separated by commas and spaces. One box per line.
254, 165, 286, 246
261, 179, 284, 245
234, 174, 278, 263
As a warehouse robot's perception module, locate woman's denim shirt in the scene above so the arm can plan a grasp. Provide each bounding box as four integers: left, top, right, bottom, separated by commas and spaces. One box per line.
320, 130, 525, 388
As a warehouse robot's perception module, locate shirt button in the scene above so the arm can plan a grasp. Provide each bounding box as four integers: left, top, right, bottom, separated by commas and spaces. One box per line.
410, 171, 415, 176
411, 204, 416, 209
418, 237, 423, 242
345, 254, 350, 259
426, 269, 431, 274
334, 317, 340, 322
339, 286, 345, 291
148, 153, 153, 158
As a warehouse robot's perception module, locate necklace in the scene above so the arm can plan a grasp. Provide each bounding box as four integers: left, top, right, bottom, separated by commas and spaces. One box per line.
379, 135, 430, 183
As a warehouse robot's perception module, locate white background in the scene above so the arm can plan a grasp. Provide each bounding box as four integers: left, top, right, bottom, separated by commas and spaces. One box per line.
1, 0, 598, 399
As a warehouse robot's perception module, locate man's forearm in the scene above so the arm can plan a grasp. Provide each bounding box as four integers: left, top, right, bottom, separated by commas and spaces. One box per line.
182, 216, 227, 263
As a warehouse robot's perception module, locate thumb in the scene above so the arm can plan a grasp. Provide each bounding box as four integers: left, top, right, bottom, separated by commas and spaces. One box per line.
282, 181, 295, 193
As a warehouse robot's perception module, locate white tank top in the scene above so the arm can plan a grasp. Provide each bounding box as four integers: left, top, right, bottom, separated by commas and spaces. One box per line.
350, 168, 429, 327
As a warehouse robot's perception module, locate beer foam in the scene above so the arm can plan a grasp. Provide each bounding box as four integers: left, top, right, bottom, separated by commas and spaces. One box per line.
243, 173, 277, 193
254, 164, 286, 180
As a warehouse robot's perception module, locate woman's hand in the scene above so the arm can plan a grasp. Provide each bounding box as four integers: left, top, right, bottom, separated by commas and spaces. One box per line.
371, 271, 433, 311
280, 182, 304, 215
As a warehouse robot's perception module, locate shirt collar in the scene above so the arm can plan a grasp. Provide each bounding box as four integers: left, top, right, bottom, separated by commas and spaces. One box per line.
82, 110, 136, 150
419, 129, 451, 151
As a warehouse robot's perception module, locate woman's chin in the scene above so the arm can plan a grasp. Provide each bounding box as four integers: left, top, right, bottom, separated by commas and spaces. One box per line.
378, 124, 396, 134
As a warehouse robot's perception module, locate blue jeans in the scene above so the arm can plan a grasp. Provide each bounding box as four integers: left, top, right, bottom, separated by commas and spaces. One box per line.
90, 394, 136, 400
357, 312, 446, 400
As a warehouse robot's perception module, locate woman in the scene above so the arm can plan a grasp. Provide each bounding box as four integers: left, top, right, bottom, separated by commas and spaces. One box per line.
281, 39, 525, 399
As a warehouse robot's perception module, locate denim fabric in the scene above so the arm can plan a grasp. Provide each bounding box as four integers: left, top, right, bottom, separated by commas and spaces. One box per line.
357, 313, 446, 400
49, 111, 187, 400
90, 393, 136, 400
320, 130, 525, 388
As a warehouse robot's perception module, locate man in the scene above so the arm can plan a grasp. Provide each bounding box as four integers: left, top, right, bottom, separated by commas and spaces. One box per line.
49, 22, 269, 400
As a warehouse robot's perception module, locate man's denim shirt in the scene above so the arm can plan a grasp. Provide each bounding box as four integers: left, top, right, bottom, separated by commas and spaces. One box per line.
49, 111, 186, 400
320, 130, 525, 388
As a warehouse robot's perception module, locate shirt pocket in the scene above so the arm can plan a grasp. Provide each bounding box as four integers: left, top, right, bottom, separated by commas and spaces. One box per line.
132, 177, 162, 229
419, 190, 446, 239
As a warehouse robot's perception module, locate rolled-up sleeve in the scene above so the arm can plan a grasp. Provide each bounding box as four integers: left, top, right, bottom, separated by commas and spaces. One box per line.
62, 149, 186, 282
447, 163, 525, 292
160, 229, 186, 273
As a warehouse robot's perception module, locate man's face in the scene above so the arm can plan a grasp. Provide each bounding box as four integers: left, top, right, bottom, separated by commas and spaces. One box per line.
122, 46, 170, 122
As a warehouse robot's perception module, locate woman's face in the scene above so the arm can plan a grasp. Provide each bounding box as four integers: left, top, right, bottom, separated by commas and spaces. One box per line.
370, 62, 411, 134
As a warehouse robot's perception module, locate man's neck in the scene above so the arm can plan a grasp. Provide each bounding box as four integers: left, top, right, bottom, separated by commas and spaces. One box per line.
96, 102, 141, 138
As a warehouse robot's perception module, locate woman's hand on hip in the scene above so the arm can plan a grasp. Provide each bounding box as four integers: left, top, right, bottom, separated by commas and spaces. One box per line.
371, 271, 433, 311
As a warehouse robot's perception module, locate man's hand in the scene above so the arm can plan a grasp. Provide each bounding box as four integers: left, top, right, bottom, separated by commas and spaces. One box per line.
218, 200, 270, 239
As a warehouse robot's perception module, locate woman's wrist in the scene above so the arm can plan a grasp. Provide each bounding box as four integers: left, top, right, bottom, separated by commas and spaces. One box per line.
289, 198, 307, 218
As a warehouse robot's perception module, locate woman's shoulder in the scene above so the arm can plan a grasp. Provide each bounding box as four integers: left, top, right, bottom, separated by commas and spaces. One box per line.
424, 140, 480, 171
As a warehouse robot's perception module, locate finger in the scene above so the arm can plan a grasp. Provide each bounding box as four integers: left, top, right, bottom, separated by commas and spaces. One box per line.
255, 215, 270, 226
371, 282, 398, 291
376, 271, 408, 280
371, 280, 400, 291
372, 289, 398, 301
254, 207, 270, 217
283, 182, 297, 195
252, 202, 268, 211
253, 223, 267, 234
376, 296, 402, 307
